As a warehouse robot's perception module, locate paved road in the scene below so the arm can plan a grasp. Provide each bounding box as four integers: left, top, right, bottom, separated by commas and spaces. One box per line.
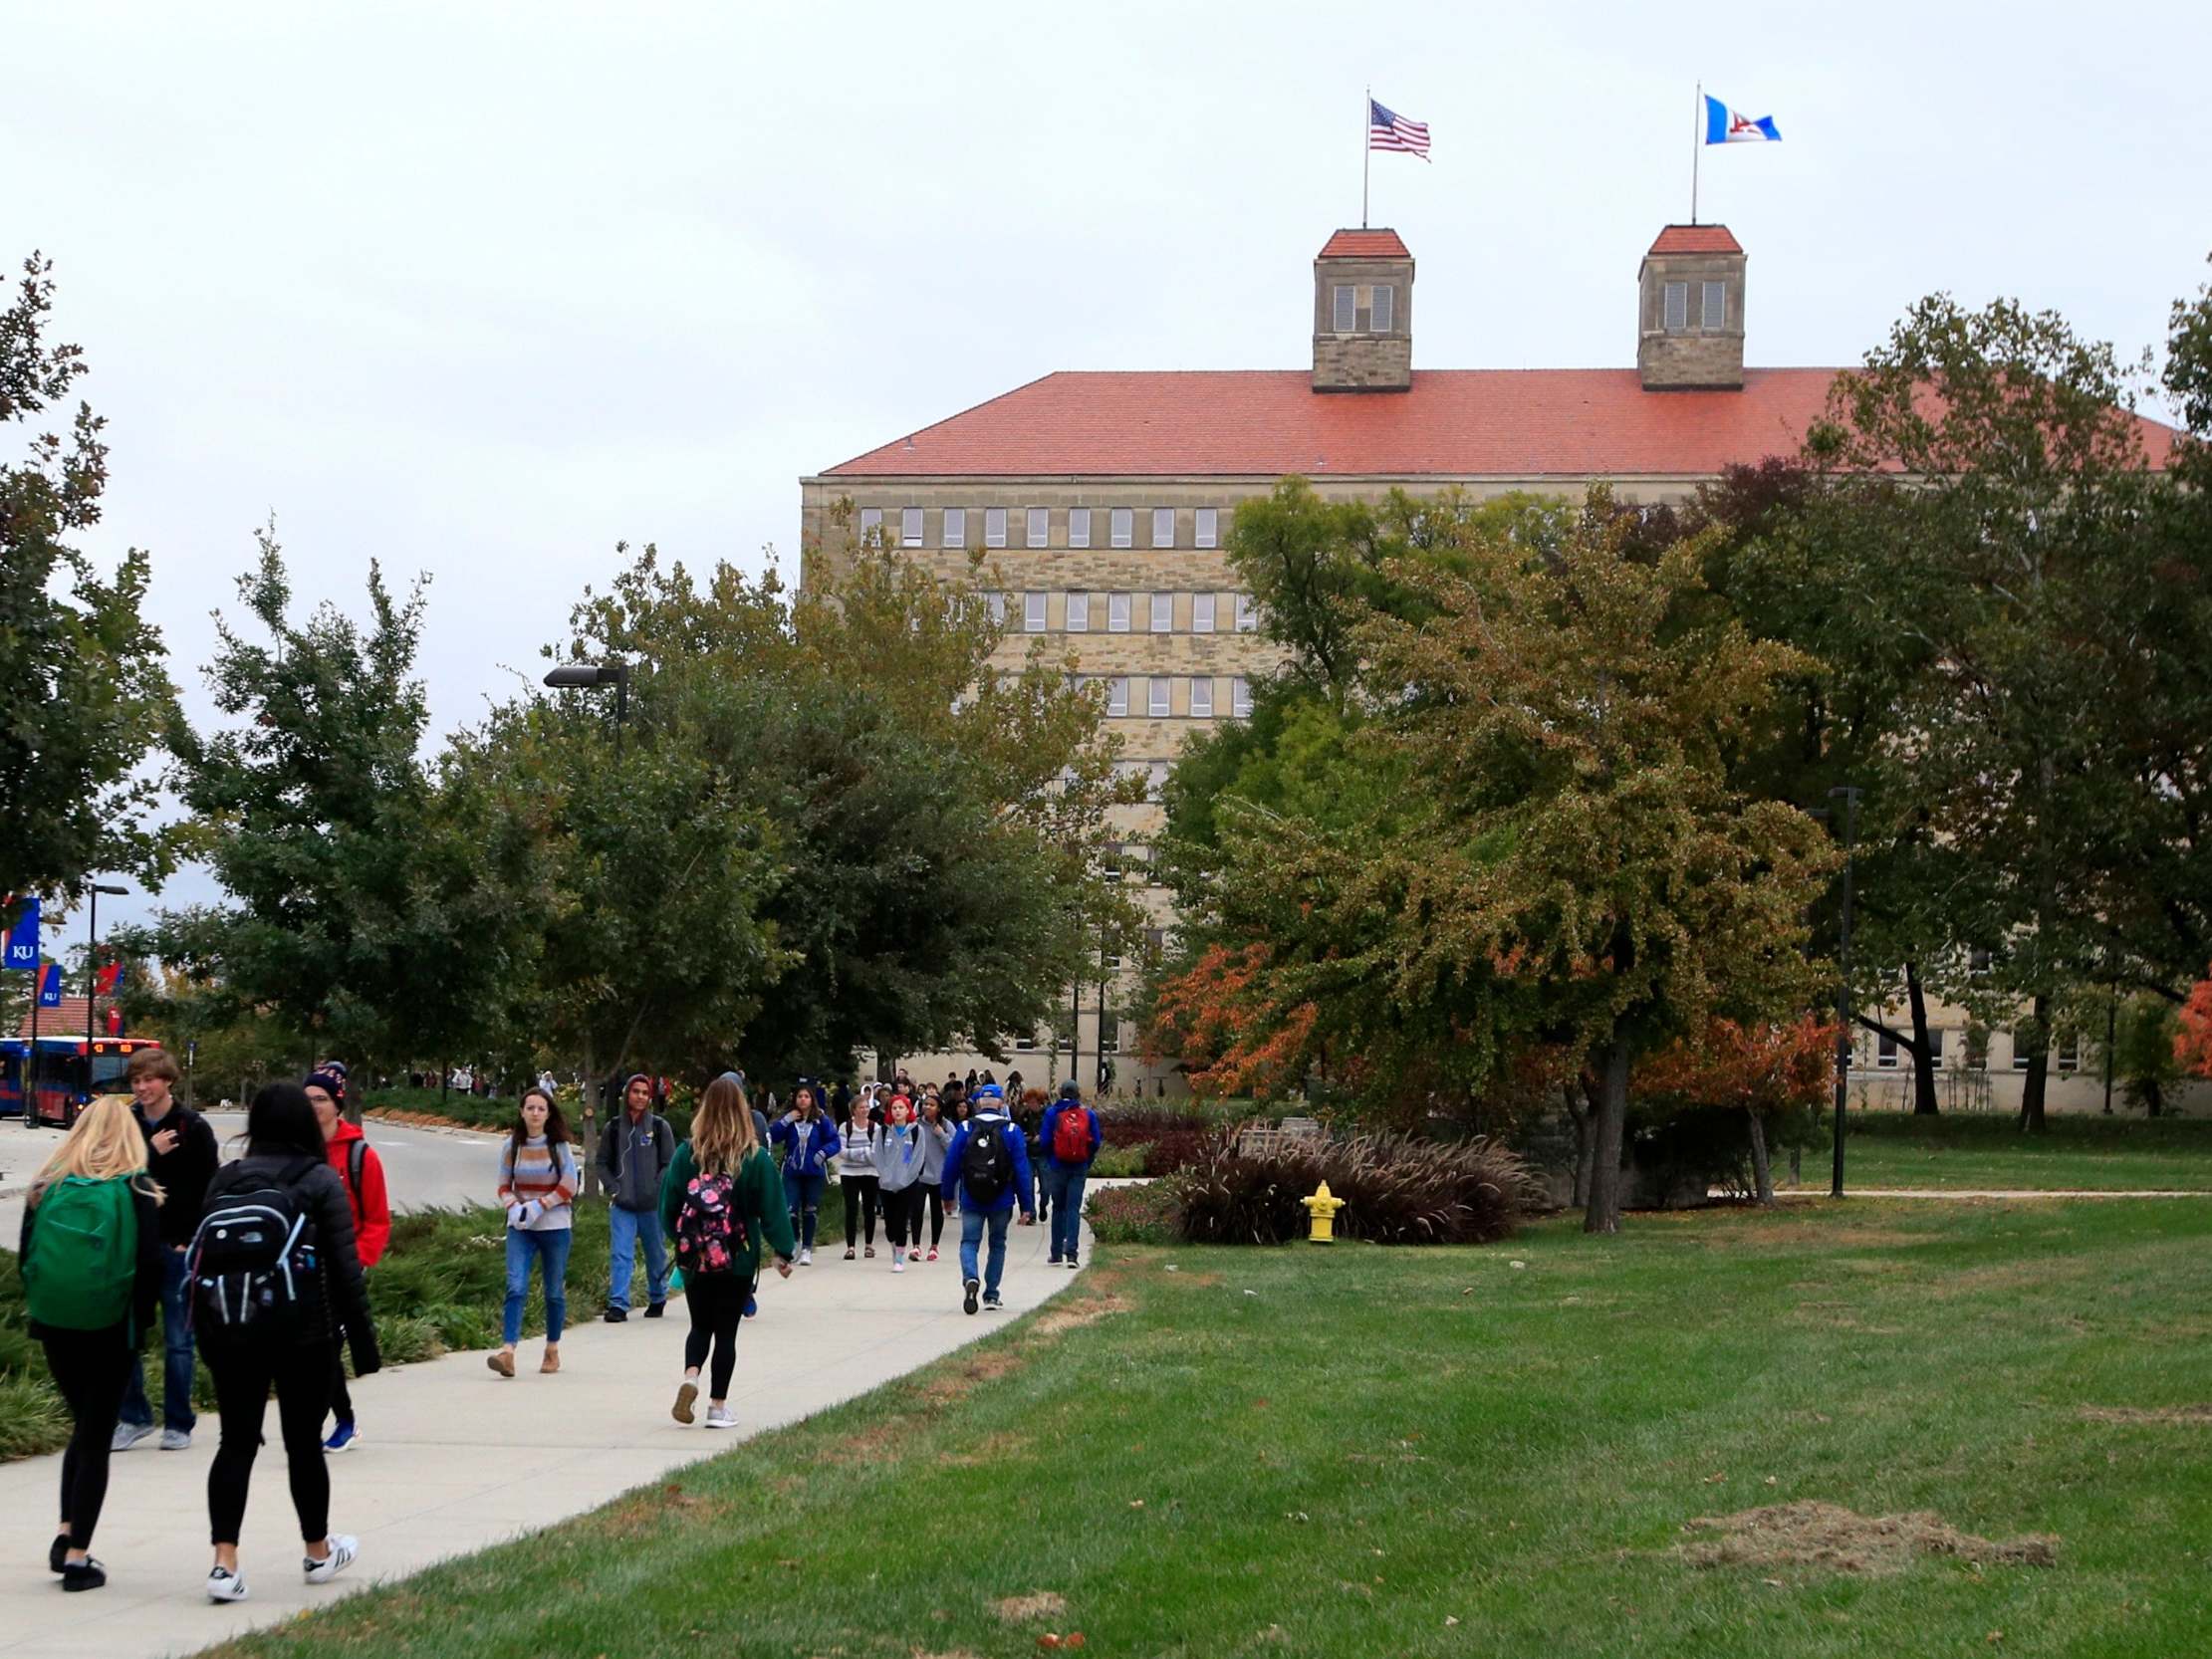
0, 1113, 502, 1249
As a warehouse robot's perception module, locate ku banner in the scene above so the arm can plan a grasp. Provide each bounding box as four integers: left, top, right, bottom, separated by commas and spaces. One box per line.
37, 962, 64, 1007
4, 896, 38, 972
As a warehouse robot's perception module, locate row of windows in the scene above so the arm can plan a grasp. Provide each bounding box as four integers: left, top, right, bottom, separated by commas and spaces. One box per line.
862, 505, 1221, 551
1660, 279, 1728, 333
1012, 1022, 1128, 1055
1080, 674, 1255, 720
986, 591, 1259, 634
1868, 1029, 2082, 1070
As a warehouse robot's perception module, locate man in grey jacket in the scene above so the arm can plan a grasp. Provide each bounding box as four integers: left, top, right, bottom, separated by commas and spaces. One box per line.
599, 1073, 675, 1321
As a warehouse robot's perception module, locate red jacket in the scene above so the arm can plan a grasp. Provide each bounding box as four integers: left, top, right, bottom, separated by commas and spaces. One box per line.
325, 1118, 391, 1268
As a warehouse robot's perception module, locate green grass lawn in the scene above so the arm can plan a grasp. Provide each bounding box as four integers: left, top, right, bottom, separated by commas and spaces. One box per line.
204, 1197, 2212, 1659
1781, 1112, 2212, 1192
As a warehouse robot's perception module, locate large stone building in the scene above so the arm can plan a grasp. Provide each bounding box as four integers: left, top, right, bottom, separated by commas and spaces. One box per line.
800, 224, 2186, 1112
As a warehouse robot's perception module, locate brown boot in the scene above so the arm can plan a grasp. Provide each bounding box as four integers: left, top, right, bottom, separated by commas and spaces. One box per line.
487, 1347, 515, 1378
540, 1345, 561, 1374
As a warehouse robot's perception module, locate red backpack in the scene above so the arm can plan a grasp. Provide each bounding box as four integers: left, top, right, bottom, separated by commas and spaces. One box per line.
1051, 1106, 1093, 1164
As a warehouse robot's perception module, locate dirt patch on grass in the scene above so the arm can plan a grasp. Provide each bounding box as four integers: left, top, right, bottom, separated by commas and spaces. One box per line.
1032, 1292, 1133, 1336
939, 1431, 1034, 1468
601, 1482, 732, 1539
920, 1348, 1025, 1408
1676, 1501, 2057, 1575
820, 1417, 910, 1465
1934, 1260, 2092, 1298
2080, 1403, 2212, 1425
994, 1590, 1069, 1621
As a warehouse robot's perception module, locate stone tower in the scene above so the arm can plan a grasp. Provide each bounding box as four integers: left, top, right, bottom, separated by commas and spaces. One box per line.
1637, 224, 1746, 390
1312, 229, 1413, 392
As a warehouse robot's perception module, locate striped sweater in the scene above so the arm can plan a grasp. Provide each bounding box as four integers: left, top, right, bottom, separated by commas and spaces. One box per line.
497, 1135, 579, 1232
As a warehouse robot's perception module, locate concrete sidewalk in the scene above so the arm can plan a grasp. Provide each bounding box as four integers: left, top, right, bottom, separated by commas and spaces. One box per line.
0, 1213, 1086, 1659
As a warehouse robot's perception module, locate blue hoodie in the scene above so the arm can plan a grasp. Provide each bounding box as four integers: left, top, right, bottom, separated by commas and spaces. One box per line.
941, 1108, 1035, 1216
771, 1110, 839, 1178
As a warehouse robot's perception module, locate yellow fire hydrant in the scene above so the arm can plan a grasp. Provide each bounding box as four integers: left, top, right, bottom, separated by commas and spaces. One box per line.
1301, 1181, 1346, 1244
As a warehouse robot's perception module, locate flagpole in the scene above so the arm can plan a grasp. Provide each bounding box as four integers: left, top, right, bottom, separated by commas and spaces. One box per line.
1361, 86, 1370, 228
1691, 82, 1701, 224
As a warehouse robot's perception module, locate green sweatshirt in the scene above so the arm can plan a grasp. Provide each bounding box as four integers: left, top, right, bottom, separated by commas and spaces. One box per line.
658, 1141, 797, 1280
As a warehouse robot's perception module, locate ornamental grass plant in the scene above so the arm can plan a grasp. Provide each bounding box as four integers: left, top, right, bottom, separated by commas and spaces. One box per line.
1176, 1129, 1537, 1245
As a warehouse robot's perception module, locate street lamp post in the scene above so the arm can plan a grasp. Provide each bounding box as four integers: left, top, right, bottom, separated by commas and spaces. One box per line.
544, 660, 632, 1197
1828, 787, 1860, 1200
86, 882, 127, 1049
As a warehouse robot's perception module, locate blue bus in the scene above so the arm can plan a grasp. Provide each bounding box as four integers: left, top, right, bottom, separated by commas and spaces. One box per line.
0, 1038, 24, 1118
12, 1036, 162, 1128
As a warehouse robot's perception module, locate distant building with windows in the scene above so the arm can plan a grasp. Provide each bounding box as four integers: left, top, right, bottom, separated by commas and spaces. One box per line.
800, 224, 2182, 1110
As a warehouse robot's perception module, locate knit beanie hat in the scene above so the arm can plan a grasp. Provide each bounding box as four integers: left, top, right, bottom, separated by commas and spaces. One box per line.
305, 1068, 347, 1103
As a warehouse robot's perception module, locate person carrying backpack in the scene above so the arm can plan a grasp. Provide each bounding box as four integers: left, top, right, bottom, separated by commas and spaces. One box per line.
872, 1093, 928, 1271
658, 1074, 794, 1428
916, 1090, 953, 1261
941, 1091, 1034, 1314
20, 1095, 166, 1593
769, 1082, 837, 1266
1040, 1081, 1103, 1269
306, 1069, 388, 1453
114, 1046, 216, 1454
193, 1081, 379, 1605
835, 1093, 879, 1260
598, 1074, 675, 1321
490, 1086, 579, 1378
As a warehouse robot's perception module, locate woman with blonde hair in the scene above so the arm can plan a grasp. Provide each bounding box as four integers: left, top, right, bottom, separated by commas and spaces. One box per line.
18, 1096, 165, 1592
657, 1072, 796, 1428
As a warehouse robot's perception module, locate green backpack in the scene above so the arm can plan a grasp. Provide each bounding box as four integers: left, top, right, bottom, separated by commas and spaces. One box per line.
24, 1175, 138, 1333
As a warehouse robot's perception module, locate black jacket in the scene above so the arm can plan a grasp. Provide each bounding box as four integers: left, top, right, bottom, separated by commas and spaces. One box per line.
199, 1151, 379, 1375
18, 1183, 164, 1347
137, 1100, 220, 1247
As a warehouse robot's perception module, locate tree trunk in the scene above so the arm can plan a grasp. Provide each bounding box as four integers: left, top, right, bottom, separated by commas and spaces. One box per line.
1562, 1081, 1593, 1208
1747, 1107, 1775, 1206
1583, 1037, 1630, 1235
1906, 961, 1939, 1116
580, 1034, 602, 1199
2018, 993, 2050, 1134
2144, 1078, 2165, 1118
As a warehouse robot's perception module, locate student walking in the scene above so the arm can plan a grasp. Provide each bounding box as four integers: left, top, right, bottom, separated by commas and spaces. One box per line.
835, 1095, 879, 1260
941, 1092, 1034, 1314
19, 1096, 166, 1592
917, 1093, 953, 1261
307, 1069, 388, 1452
1040, 1081, 1102, 1269
659, 1075, 795, 1428
873, 1094, 929, 1270
599, 1074, 675, 1320
194, 1082, 378, 1604
771, 1083, 837, 1266
490, 1087, 579, 1378
114, 1047, 216, 1453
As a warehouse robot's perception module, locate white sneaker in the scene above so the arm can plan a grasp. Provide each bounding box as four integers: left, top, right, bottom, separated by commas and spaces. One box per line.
798, 1248, 813, 1267
891, 1249, 905, 1272
704, 1405, 736, 1430
111, 1422, 153, 1453
206, 1565, 249, 1603
303, 1535, 358, 1584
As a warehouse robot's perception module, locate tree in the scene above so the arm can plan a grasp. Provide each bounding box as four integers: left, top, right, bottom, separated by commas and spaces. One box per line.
0, 254, 178, 921
2112, 995, 2183, 1116
2177, 970, 2212, 1080
1635, 1015, 1837, 1204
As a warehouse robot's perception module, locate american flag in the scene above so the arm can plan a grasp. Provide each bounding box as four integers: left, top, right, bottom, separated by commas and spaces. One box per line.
1368, 98, 1430, 159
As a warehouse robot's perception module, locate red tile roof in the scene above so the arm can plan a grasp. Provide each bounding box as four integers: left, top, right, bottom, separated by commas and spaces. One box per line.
1318, 228, 1410, 260
14, 998, 110, 1039
1647, 224, 1744, 257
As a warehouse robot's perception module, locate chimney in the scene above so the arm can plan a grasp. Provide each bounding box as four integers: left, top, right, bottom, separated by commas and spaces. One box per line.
1313, 229, 1413, 392
1637, 224, 1746, 390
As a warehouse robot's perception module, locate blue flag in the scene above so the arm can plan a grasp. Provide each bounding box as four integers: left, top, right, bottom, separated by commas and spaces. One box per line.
4, 896, 37, 972
1705, 95, 1780, 144
37, 961, 63, 1007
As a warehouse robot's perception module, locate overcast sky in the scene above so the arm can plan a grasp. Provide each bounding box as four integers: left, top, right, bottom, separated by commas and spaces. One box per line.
11, 0, 2208, 931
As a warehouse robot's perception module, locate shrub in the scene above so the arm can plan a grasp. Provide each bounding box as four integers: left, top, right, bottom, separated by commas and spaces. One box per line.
1083, 1179, 1182, 1245
1090, 1142, 1152, 1178
0, 1371, 68, 1462
1097, 1106, 1211, 1147
1141, 1128, 1219, 1177
1175, 1131, 1534, 1246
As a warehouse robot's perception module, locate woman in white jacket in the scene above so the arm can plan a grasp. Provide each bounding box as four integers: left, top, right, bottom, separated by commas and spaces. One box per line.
834, 1098, 878, 1260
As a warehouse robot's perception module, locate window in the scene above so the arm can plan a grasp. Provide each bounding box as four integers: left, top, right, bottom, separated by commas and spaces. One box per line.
1148, 677, 1170, 717
985, 591, 1006, 624
1067, 592, 1090, 632
1966, 1029, 1989, 1071
1106, 676, 1128, 717
1104, 949, 1123, 972
1145, 926, 1165, 956
1663, 281, 1688, 332
1013, 1032, 1039, 1053
900, 507, 923, 547
1108, 592, 1131, 632
1702, 280, 1726, 330
860, 507, 882, 545
1101, 852, 1122, 883
1152, 508, 1174, 549
1024, 592, 1047, 633
1231, 675, 1252, 717
2059, 1038, 2081, 1071
2010, 1032, 2032, 1070
1027, 507, 1049, 548
1101, 1022, 1121, 1056
1069, 507, 1092, 548
1110, 508, 1133, 548
1190, 677, 1213, 718
1195, 507, 1218, 549
942, 507, 965, 548
1333, 284, 1355, 332
1371, 284, 1393, 333
1926, 1028, 1946, 1066
1235, 592, 1258, 632
1150, 592, 1173, 633
1192, 592, 1216, 633
1145, 761, 1168, 801
1877, 1031, 1898, 1068
1968, 946, 1993, 977
985, 507, 1008, 549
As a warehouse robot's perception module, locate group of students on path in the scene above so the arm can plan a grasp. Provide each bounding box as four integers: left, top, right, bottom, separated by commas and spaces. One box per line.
18, 1050, 389, 1601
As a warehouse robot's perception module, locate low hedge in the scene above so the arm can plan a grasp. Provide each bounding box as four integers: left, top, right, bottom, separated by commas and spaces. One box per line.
1082, 1179, 1182, 1245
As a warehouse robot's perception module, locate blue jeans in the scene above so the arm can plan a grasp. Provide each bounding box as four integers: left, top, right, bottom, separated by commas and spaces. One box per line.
959, 1206, 1012, 1298
783, 1169, 826, 1250
1043, 1163, 1089, 1262
119, 1246, 194, 1433
607, 1204, 668, 1310
504, 1227, 573, 1345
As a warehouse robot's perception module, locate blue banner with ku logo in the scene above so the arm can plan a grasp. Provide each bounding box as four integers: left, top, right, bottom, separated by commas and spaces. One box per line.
4, 896, 38, 972
37, 962, 63, 1007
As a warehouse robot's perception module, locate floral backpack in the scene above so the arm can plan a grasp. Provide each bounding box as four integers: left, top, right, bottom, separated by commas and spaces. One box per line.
674, 1160, 751, 1276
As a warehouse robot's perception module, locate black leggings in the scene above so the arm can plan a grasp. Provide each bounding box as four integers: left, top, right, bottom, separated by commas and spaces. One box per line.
329, 1345, 353, 1424
206, 1338, 336, 1546
839, 1173, 878, 1246
923, 1187, 945, 1249
41, 1327, 131, 1550
683, 1275, 750, 1398
880, 1184, 926, 1249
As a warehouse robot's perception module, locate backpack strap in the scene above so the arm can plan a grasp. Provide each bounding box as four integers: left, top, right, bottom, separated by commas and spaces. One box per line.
346, 1138, 367, 1208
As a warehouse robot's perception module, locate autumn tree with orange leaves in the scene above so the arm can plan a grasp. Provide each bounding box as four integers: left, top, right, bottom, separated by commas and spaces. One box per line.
1635, 1015, 1837, 1204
